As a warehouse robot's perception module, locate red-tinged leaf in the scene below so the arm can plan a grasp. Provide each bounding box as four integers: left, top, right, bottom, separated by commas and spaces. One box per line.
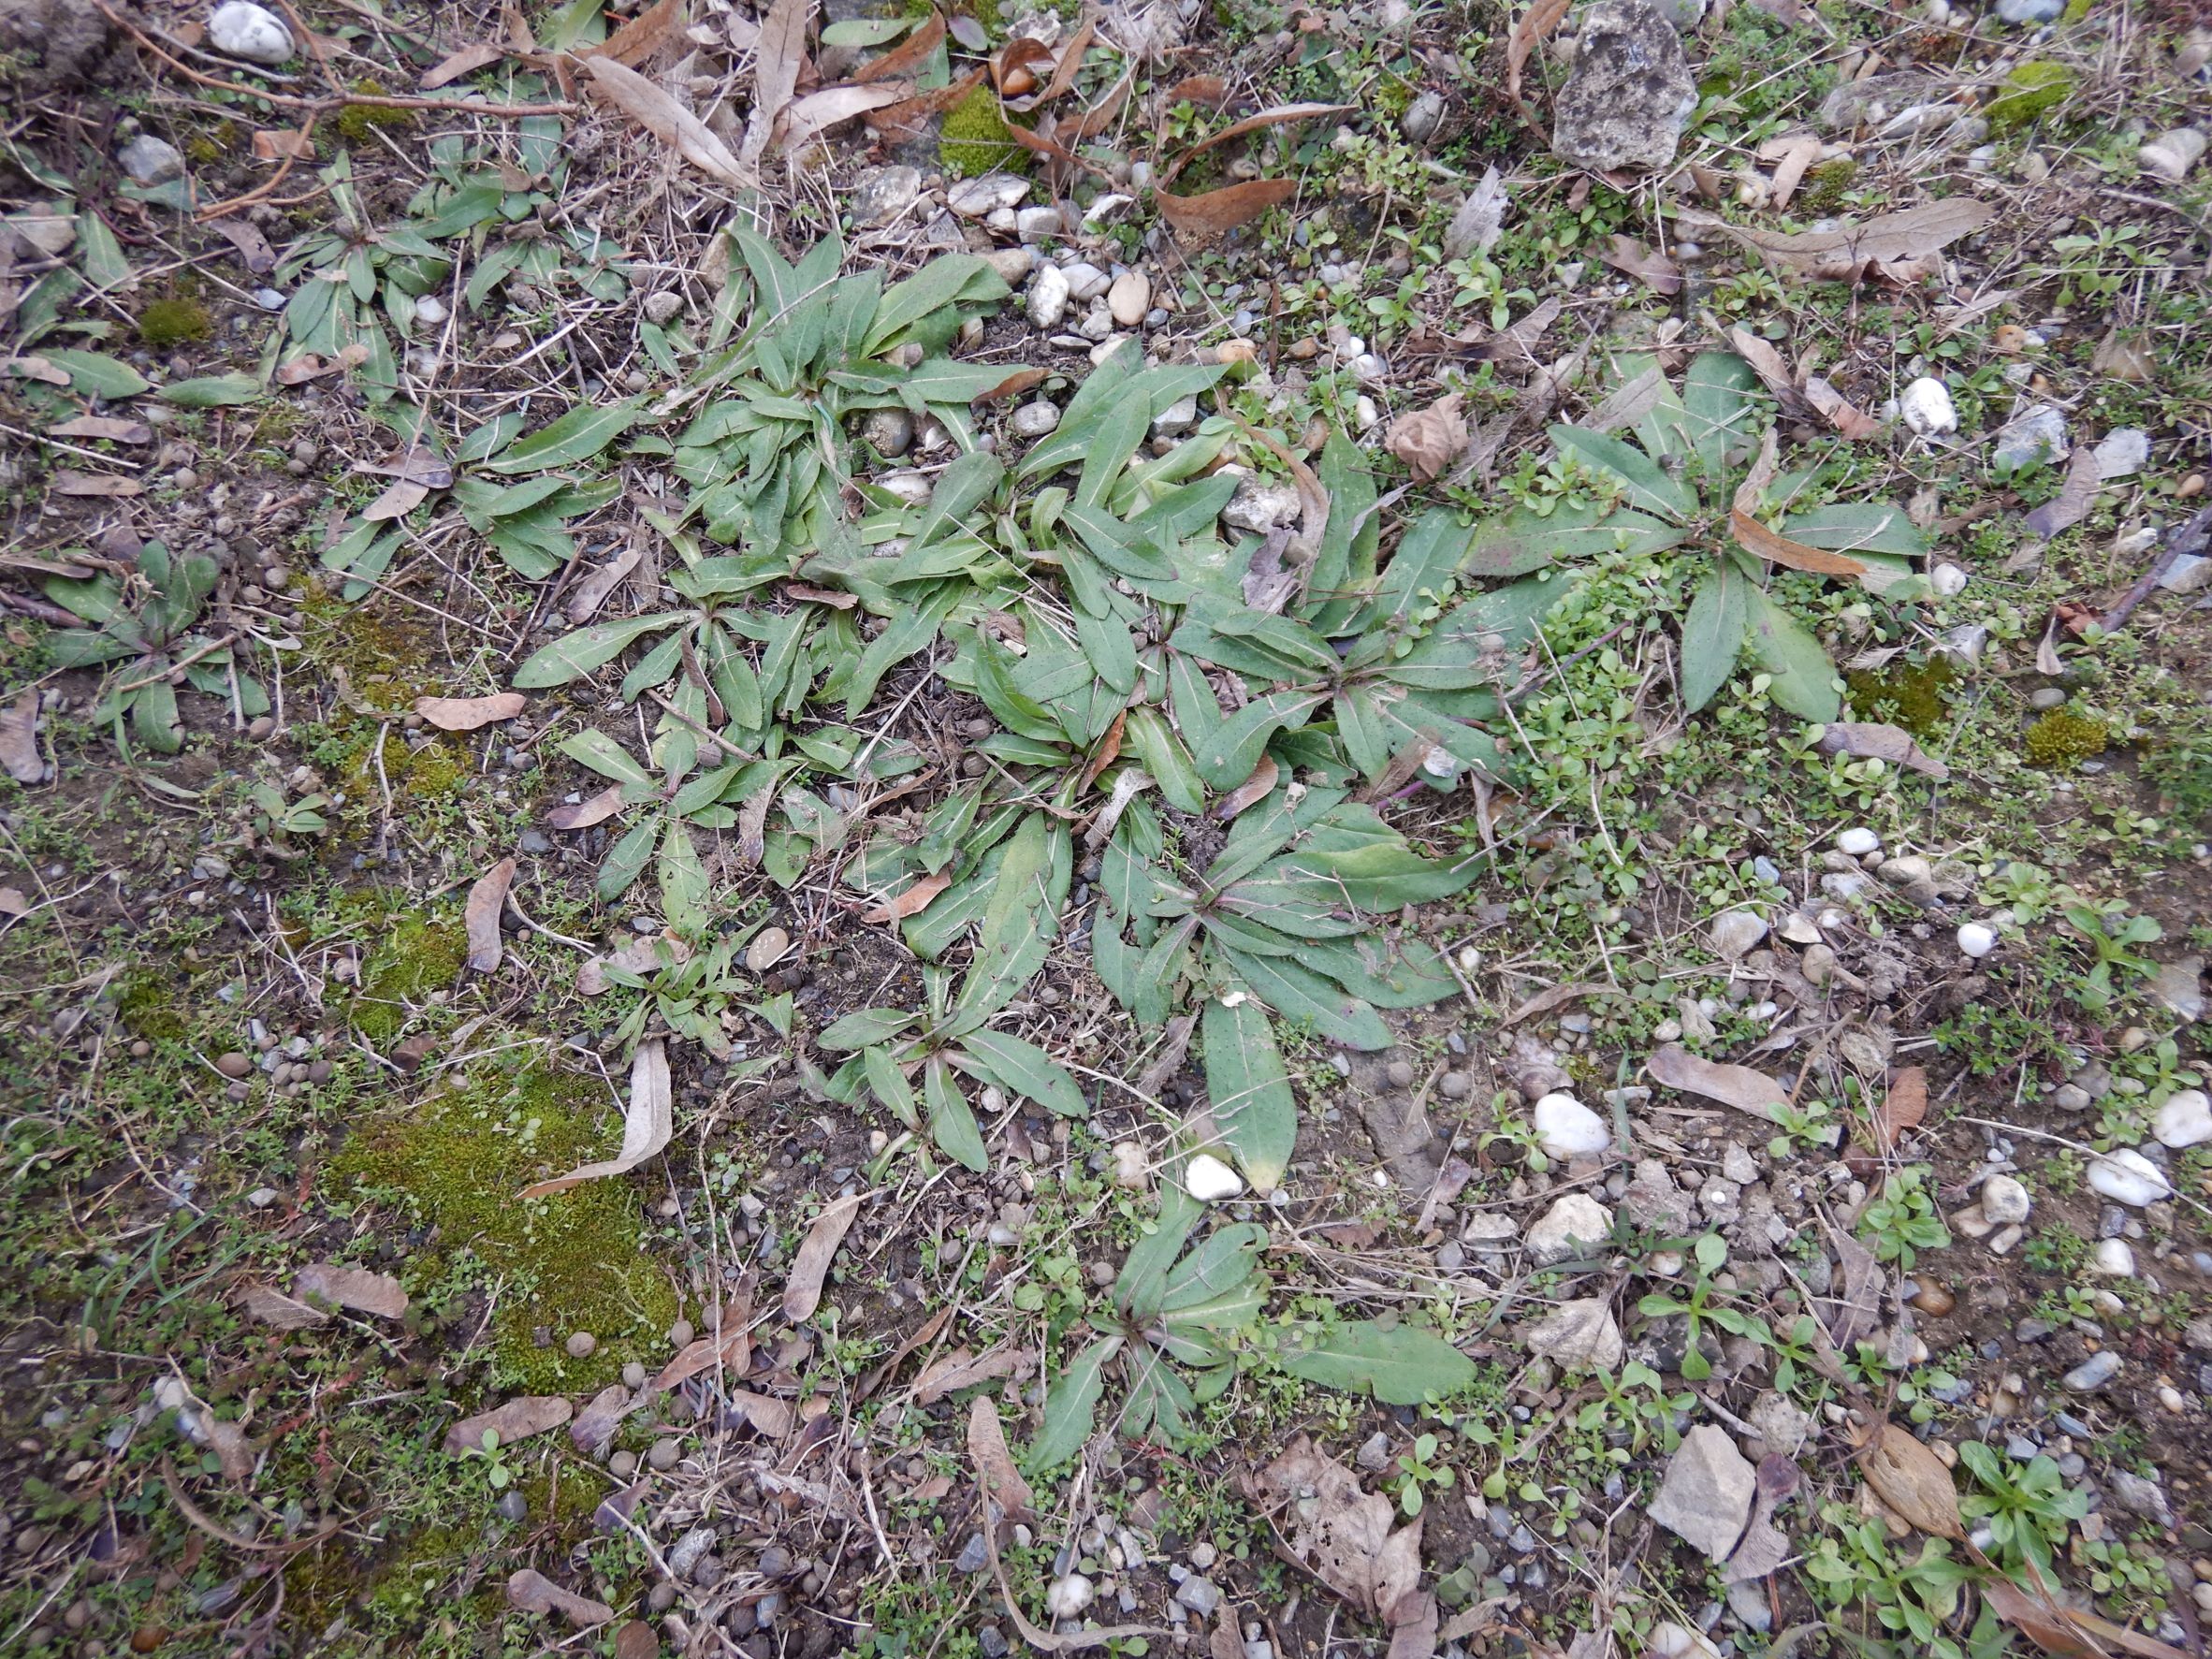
1031, 18, 1096, 103
1983, 1576, 2194, 1659
914, 1345, 1020, 1404
1215, 752, 1279, 820
546, 784, 624, 830
1730, 508, 1868, 576
861, 869, 952, 924
585, 0, 683, 66
979, 367, 1048, 403
419, 40, 507, 89
464, 856, 517, 973
1157, 178, 1298, 237
853, 10, 945, 84
1599, 235, 1681, 295
1870, 1065, 1927, 1151
506, 1570, 613, 1627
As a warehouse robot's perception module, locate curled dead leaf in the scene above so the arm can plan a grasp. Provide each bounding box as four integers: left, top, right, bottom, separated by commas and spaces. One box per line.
782, 1193, 863, 1323
507, 1569, 614, 1627
585, 55, 746, 186
862, 869, 951, 924
1215, 752, 1280, 821
518, 1040, 672, 1199
1646, 1042, 1786, 1121
546, 784, 625, 830
2022, 445, 2102, 540
0, 691, 44, 784
915, 1345, 1021, 1404
1598, 235, 1681, 295
1730, 509, 1869, 577
1386, 393, 1468, 484
293, 1263, 409, 1320
444, 1395, 574, 1456
1853, 1420, 1963, 1540
1870, 1065, 1928, 1152
464, 856, 517, 973
967, 1393, 1034, 1520
1814, 721, 1950, 779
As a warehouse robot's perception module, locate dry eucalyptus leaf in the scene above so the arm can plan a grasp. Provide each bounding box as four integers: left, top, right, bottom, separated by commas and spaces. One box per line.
463, 856, 517, 973
51, 472, 143, 498
1803, 376, 1882, 439
1386, 393, 1467, 484
2090, 328, 2155, 384
915, 1345, 1020, 1404
506, 1569, 614, 1627
1730, 509, 1868, 576
0, 691, 43, 784
519, 1040, 673, 1199
570, 1385, 639, 1456
419, 40, 506, 88
567, 543, 643, 624
968, 1394, 1035, 1519
781, 1193, 864, 1323
362, 478, 429, 522
444, 1395, 574, 1456
586, 56, 747, 187
1814, 721, 1950, 779
49, 415, 153, 443
546, 785, 625, 831
206, 216, 276, 274
2023, 445, 2103, 540
1854, 1421, 1963, 1540
1215, 753, 1281, 821
740, 0, 813, 172
414, 692, 526, 732
1646, 1043, 1786, 1120
730, 1389, 794, 1436
1598, 235, 1681, 295
1983, 1576, 2194, 1659
586, 0, 684, 66
1249, 1437, 1423, 1626
293, 1263, 409, 1320
1870, 1065, 1928, 1151
861, 870, 951, 924
240, 1283, 327, 1330
1157, 179, 1298, 238
1683, 197, 1994, 279
779, 82, 911, 153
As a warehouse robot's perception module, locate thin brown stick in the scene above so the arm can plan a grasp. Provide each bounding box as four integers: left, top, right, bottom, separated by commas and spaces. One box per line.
2101, 504, 2210, 633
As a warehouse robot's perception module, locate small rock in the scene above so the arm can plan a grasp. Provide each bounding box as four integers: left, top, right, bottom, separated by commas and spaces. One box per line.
1061, 262, 1110, 301
2138, 124, 2207, 181
648, 1437, 679, 1472
2107, 1469, 2173, 1528
1222, 476, 1302, 535
1980, 1174, 2031, 1225
1931, 561, 1970, 598
862, 408, 914, 457
2151, 956, 2205, 1023
2159, 554, 2212, 595
2092, 1239, 2136, 1276
955, 1533, 991, 1573
1185, 1154, 1244, 1202
2063, 1349, 2123, 1391
851, 165, 922, 228
1993, 403, 2070, 473
1014, 205, 1063, 241
2154, 1089, 2212, 1148
1995, 0, 2062, 19
1534, 1092, 1610, 1158
495, 1489, 529, 1522
214, 1052, 253, 1080
1899, 377, 1958, 436
119, 135, 185, 186
1010, 400, 1061, 439
1523, 1297, 1623, 1371
1152, 396, 1200, 437
1175, 1578, 1222, 1618
1747, 1392, 1812, 1458
1527, 1194, 1613, 1268
1107, 269, 1150, 328
1046, 1575, 1094, 1621
2087, 1148, 2172, 1207
1386, 1058, 1417, 1088
667, 1319, 694, 1347
948, 173, 1028, 217
1026, 264, 1071, 330
1550, 0, 1697, 173
1837, 827, 1881, 856
208, 1, 294, 64
565, 1331, 597, 1359
1355, 1431, 1391, 1472
1402, 89, 1447, 143
1957, 922, 1999, 959
1710, 909, 1768, 959
746, 926, 792, 972
2094, 428, 2150, 480
1646, 1425, 1757, 1562
1112, 1140, 1149, 1189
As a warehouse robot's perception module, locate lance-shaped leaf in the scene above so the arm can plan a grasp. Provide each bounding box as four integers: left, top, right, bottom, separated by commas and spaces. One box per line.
1030, 1334, 1119, 1470
1681, 557, 1749, 713
1201, 996, 1297, 1190
924, 1055, 988, 1172
955, 1028, 1087, 1117
1279, 1321, 1477, 1405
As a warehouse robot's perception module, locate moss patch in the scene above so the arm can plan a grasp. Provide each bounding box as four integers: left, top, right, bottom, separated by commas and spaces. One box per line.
335, 80, 414, 144
116, 969, 192, 1041
939, 86, 1028, 179
137, 295, 211, 348
1845, 655, 1955, 737
1800, 157, 1856, 214
331, 1059, 677, 1394
2024, 709, 2108, 769
350, 908, 465, 1041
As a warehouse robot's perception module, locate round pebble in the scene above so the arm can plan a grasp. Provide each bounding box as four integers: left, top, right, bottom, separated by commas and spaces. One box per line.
214, 1052, 253, 1079
622, 1361, 648, 1390
648, 1437, 680, 1471
668, 1319, 695, 1347
1957, 922, 1998, 958
565, 1331, 598, 1359
1386, 1059, 1416, 1088
1836, 827, 1880, 856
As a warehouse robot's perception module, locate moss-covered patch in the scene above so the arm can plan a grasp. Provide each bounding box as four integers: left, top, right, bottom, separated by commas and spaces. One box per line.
335, 80, 414, 144
939, 85, 1028, 179
2025, 708, 2109, 769
331, 1058, 678, 1394
1846, 655, 1956, 737
137, 295, 211, 347
115, 968, 193, 1041
350, 906, 466, 1041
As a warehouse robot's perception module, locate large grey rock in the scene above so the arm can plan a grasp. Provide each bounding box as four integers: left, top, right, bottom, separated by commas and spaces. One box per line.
1527, 1194, 1613, 1268
1645, 1425, 1756, 1562
1550, 0, 1697, 173
1992, 403, 2070, 472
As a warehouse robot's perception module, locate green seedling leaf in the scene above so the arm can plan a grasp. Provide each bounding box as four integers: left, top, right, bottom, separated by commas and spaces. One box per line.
1030, 1335, 1119, 1470
158, 371, 262, 408
1280, 1321, 1477, 1405
1549, 423, 1695, 519
924, 1056, 988, 1173
819, 1007, 918, 1051
1745, 586, 1842, 721
1201, 996, 1296, 1190
1681, 556, 1749, 713
483, 399, 639, 473
514, 615, 681, 687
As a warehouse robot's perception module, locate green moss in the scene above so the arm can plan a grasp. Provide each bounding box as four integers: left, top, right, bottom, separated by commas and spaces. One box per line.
351, 909, 465, 1041
939, 86, 1028, 179
116, 971, 190, 1041
331, 1060, 677, 1393
137, 296, 211, 348
1845, 656, 1955, 737
1800, 157, 1857, 215
2024, 709, 2108, 769
335, 80, 414, 144
1985, 62, 2076, 130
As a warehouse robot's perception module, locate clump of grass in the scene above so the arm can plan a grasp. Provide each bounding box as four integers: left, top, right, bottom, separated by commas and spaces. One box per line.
2024, 709, 2109, 769
137, 295, 211, 347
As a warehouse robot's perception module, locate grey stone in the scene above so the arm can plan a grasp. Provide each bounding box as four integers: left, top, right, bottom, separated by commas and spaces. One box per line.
1403, 91, 1447, 143
1710, 909, 1768, 959
1747, 1392, 1811, 1457
2150, 956, 2204, 1022
1026, 264, 1070, 330
955, 1533, 990, 1573
2093, 428, 2149, 479
1011, 400, 1061, 439
1356, 1431, 1391, 1472
850, 165, 921, 228
494, 1489, 529, 1522
119, 135, 185, 186
1175, 1577, 1222, 1617
1645, 1425, 1757, 1562
1819, 71, 1945, 135
1550, 1, 1695, 172
2062, 1350, 2123, 1391
949, 173, 1028, 217
2106, 1469, 2172, 1528
209, 1, 294, 64
2159, 553, 2212, 594
1527, 1194, 1613, 1268
1523, 1298, 1623, 1371
1993, 404, 2070, 472
1980, 1174, 2032, 1225
1995, 0, 2063, 21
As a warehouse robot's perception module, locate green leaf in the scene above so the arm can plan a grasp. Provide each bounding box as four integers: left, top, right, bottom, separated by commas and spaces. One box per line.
1779, 502, 1930, 560
971, 631, 1065, 743
1680, 557, 1749, 713
820, 1008, 918, 1051
1201, 996, 1297, 1190
953, 813, 1068, 1022
1463, 501, 1686, 580
1745, 587, 1841, 722
956, 1029, 1087, 1117
1115, 1182, 1203, 1323
557, 728, 654, 788
41, 349, 149, 400
1030, 1336, 1119, 1470
924, 1056, 988, 1173
658, 820, 708, 937
77, 211, 131, 290
1680, 350, 1760, 482
1279, 1321, 1477, 1405
513, 615, 681, 687
157, 372, 262, 408
861, 1044, 919, 1129
597, 817, 658, 901
132, 677, 182, 753
1549, 424, 1695, 519
821, 15, 910, 45
1218, 948, 1392, 1051
1190, 691, 1324, 792
482, 399, 638, 473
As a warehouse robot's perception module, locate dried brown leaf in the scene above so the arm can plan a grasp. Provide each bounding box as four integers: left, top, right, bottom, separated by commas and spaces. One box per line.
585, 56, 746, 186
464, 856, 517, 973
1683, 197, 1996, 280
444, 1395, 574, 1455
1215, 753, 1280, 821
420, 40, 508, 88
5, 356, 71, 386
1502, 982, 1618, 1026
862, 869, 951, 924
1167, 73, 1231, 106
649, 1304, 752, 1393
1211, 1608, 1244, 1659
293, 1263, 409, 1320
1646, 1042, 1786, 1120
1598, 235, 1681, 295
586, 0, 683, 66
1870, 1065, 1928, 1151
1802, 376, 1882, 439
546, 784, 625, 831
1157, 178, 1297, 238
853, 10, 945, 84
1251, 1437, 1424, 1625
570, 1383, 639, 1455
1730, 508, 1869, 576
51, 472, 142, 497
200, 1413, 256, 1485
2090, 329, 2155, 384
1765, 134, 1823, 211
206, 216, 275, 274
1854, 1421, 1963, 1540
566, 542, 642, 623
967, 1393, 1034, 1520
363, 478, 428, 522
252, 127, 316, 160
729, 1389, 793, 1436
507, 1569, 614, 1627
1814, 721, 1950, 779
415, 692, 526, 732
1387, 1594, 1440, 1659
2023, 444, 2102, 539
916, 1345, 1021, 1404
519, 1039, 673, 1198
49, 415, 153, 443
1164, 102, 1351, 186
1506, 0, 1573, 135
0, 692, 42, 784
779, 82, 912, 153
781, 1193, 863, 1323
870, 65, 986, 143
740, 0, 813, 172
240, 1283, 327, 1329
1386, 392, 1467, 484
1983, 1576, 2194, 1659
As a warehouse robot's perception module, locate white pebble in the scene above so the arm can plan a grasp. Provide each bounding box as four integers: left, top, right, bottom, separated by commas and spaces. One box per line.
1046, 1574, 1095, 1620
1184, 1153, 1245, 1202
1957, 922, 1999, 959
1930, 562, 1969, 597
1836, 827, 1880, 856
2091, 1238, 2135, 1276
1899, 376, 1958, 436
2152, 1088, 2212, 1148
1533, 1092, 1610, 1158
209, 1, 294, 63
2086, 1147, 2172, 1207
